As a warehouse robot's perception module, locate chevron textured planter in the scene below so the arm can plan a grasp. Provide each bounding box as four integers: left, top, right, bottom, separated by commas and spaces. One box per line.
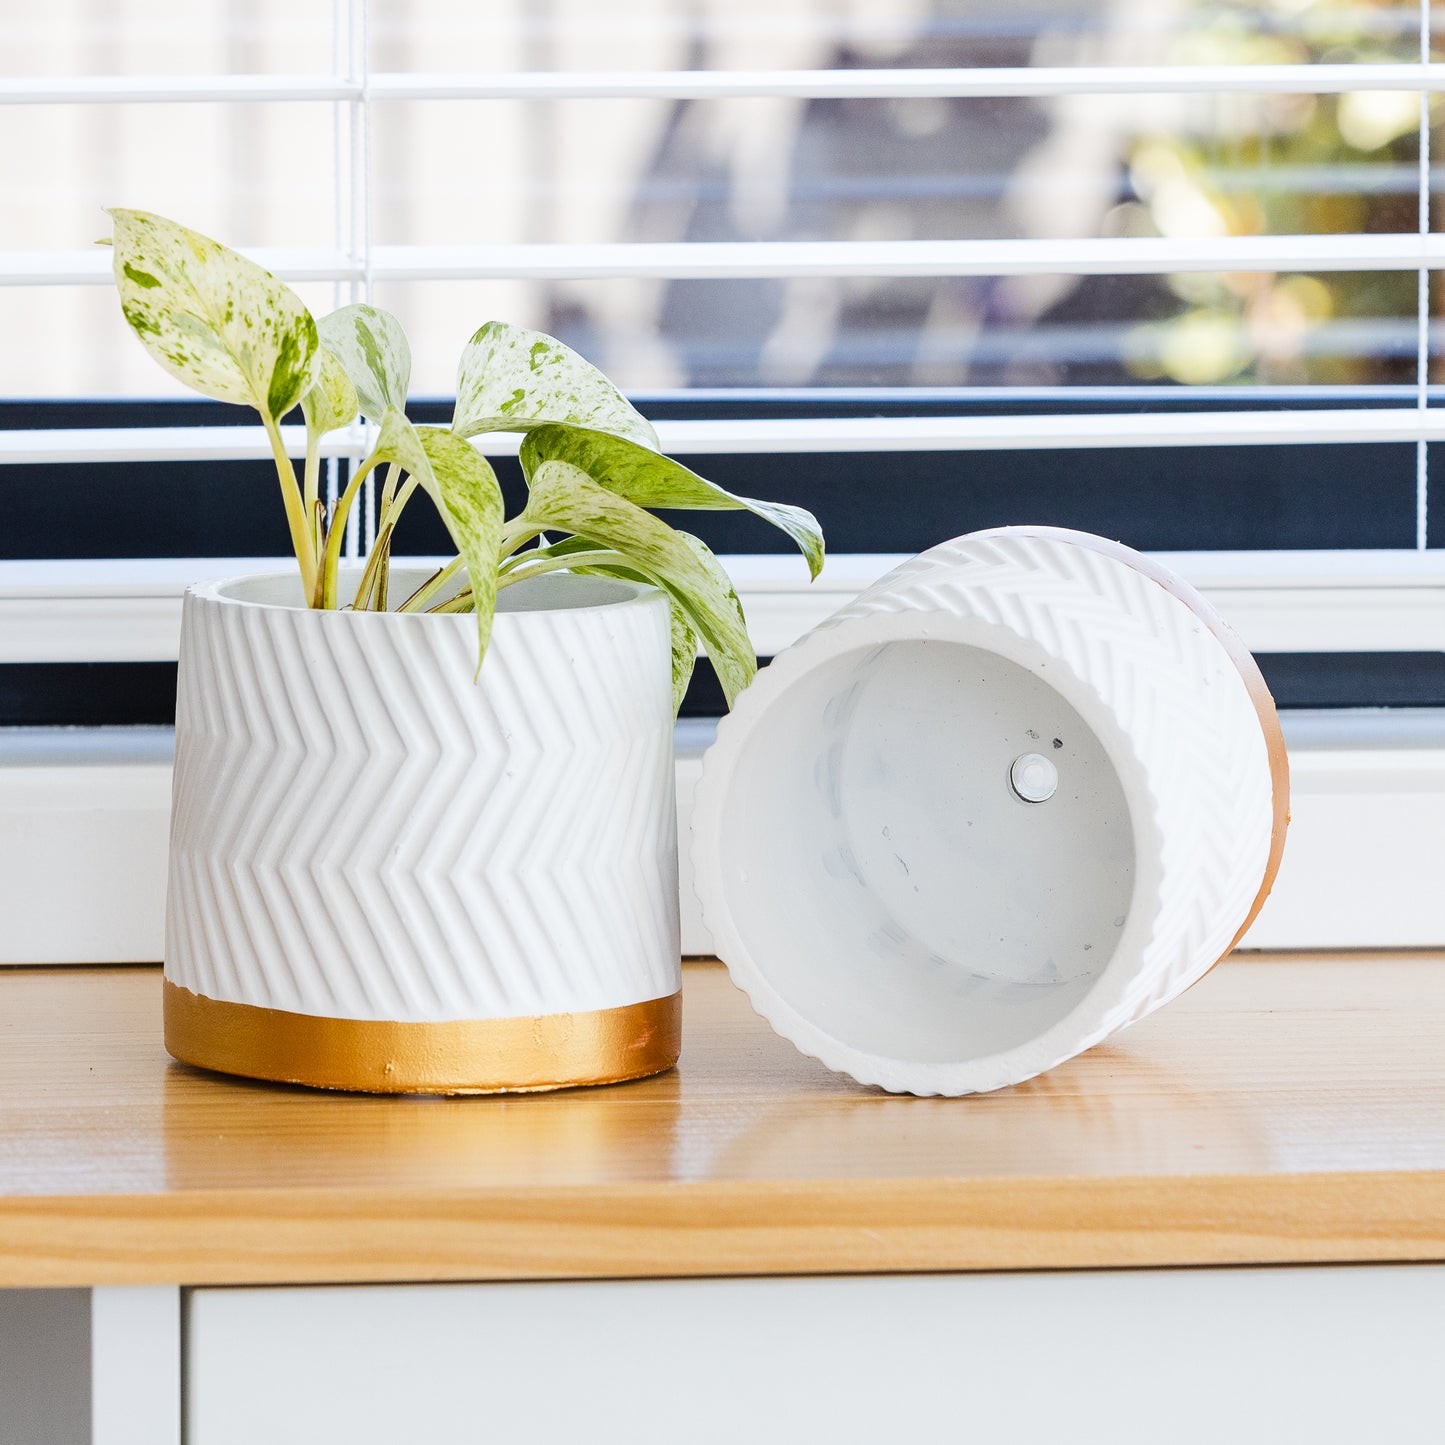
164, 568, 681, 1093
692, 527, 1288, 1096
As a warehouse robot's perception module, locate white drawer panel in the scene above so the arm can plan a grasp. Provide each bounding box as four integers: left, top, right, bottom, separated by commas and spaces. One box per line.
187, 1266, 1445, 1445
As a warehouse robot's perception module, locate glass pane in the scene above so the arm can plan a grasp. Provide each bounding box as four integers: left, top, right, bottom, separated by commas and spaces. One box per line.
372, 270, 1423, 392
373, 92, 1428, 249
5, 0, 1436, 398
0, 103, 336, 251
2, 0, 333, 77
374, 0, 1425, 73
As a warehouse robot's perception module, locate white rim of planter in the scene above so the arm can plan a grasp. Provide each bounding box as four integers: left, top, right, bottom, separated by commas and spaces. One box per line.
191, 565, 660, 617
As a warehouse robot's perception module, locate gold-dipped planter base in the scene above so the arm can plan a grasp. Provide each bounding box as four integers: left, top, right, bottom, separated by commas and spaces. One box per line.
163, 982, 682, 1094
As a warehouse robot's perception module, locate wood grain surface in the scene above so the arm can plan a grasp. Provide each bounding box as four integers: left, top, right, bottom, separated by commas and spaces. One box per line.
1, 957, 1443, 1286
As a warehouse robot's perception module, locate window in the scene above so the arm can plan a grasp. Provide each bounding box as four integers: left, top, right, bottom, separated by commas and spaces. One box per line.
5, 3, 1444, 710
4, 1, 1445, 956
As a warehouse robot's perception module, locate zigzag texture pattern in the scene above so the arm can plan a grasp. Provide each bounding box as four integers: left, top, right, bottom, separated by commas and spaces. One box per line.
166, 579, 681, 1022
694, 530, 1275, 1093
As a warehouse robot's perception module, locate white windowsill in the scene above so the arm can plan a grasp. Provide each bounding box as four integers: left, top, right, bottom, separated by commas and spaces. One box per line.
2, 710, 1443, 963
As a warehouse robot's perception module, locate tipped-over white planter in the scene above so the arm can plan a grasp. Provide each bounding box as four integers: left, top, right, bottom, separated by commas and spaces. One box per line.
164, 568, 681, 1093
692, 527, 1288, 1096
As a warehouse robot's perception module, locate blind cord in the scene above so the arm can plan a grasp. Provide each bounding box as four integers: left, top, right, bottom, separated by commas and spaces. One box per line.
1418, 0, 1431, 550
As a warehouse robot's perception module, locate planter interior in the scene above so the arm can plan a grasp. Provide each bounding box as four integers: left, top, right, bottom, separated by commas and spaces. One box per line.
718, 637, 1137, 1067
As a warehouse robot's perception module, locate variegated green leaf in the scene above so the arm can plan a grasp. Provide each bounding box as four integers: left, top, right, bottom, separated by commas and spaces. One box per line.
523, 460, 756, 705
318, 303, 411, 422
452, 322, 659, 450
677, 528, 748, 634
415, 427, 505, 675
370, 406, 431, 484
520, 535, 701, 714
520, 424, 824, 580
665, 594, 701, 715
301, 344, 358, 436
107, 208, 318, 420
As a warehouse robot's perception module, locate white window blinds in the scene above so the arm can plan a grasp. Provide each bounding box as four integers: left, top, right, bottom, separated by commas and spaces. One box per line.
0, 0, 1441, 623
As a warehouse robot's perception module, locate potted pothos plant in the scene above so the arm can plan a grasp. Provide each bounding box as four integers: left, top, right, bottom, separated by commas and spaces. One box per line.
107, 209, 822, 1095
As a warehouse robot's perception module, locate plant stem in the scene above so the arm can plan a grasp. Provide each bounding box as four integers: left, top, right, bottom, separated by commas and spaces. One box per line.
379, 463, 400, 518
497, 541, 545, 575
360, 471, 422, 612
384, 473, 421, 527
264, 415, 318, 600
497, 518, 542, 560
426, 589, 474, 614
375, 544, 390, 613
302, 427, 321, 515
318, 453, 385, 609
397, 555, 465, 613
352, 521, 395, 611
495, 549, 618, 589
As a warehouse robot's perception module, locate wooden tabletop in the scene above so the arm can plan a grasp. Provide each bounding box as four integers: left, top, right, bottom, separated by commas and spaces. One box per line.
1, 956, 1443, 1287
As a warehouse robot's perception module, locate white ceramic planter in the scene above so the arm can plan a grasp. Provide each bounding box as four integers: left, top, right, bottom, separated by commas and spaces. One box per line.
692, 527, 1288, 1096
164, 568, 681, 1093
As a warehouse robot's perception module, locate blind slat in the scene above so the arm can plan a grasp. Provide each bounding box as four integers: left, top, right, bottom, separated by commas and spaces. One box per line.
2, 249, 353, 286
5, 64, 1445, 106
12, 234, 1445, 288
3, 410, 1444, 466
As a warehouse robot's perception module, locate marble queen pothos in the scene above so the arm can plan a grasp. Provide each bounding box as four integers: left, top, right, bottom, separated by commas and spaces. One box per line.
106, 207, 823, 709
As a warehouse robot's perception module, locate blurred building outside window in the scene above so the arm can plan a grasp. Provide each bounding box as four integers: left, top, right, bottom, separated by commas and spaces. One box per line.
2, 0, 1437, 398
